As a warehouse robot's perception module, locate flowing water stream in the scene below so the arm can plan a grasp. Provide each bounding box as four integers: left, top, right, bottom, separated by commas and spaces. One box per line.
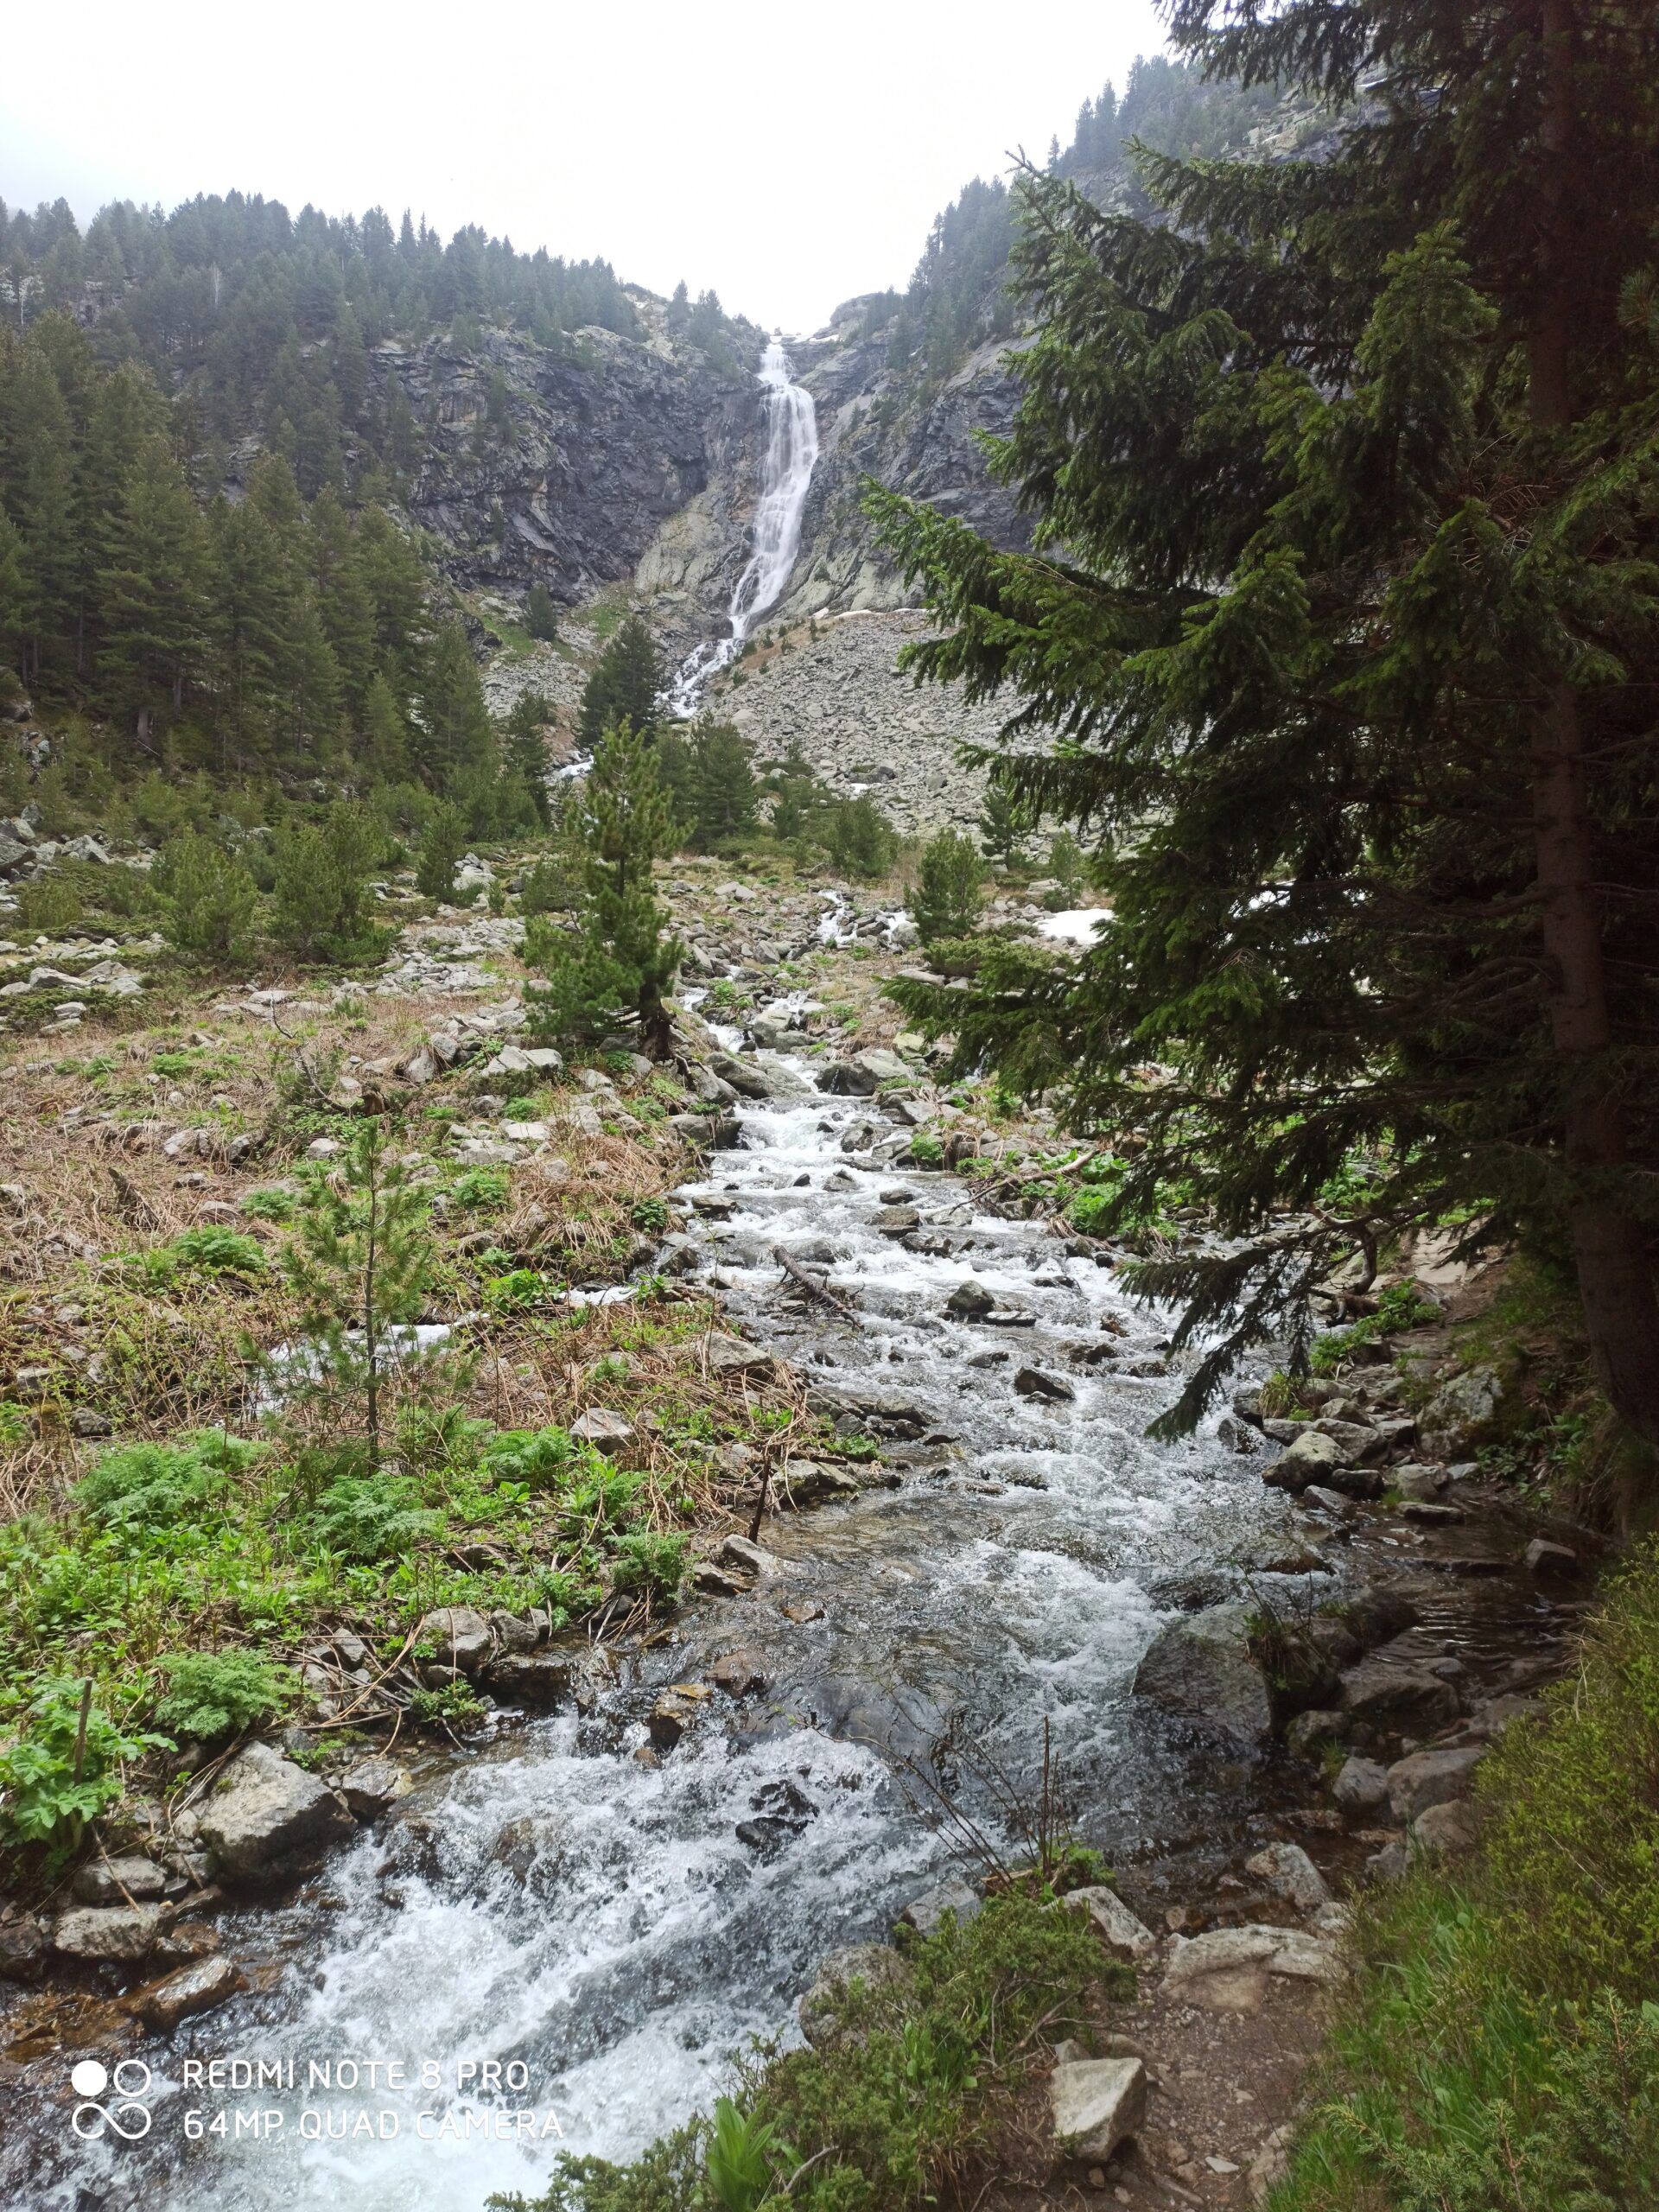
667, 340, 820, 716
19, 1059, 1332, 2212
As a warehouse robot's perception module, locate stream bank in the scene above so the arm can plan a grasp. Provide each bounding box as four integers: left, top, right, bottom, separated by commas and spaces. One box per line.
0, 1011, 1587, 2212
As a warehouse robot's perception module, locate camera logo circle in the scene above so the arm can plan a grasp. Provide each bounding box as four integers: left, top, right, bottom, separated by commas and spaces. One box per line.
71, 2057, 153, 2140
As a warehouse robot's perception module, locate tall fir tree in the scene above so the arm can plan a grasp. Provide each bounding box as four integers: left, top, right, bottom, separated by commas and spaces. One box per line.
870, 0, 1659, 1469
576, 615, 661, 750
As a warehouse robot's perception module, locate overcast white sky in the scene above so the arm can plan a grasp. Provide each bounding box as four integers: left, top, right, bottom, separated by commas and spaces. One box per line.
2, 0, 1169, 334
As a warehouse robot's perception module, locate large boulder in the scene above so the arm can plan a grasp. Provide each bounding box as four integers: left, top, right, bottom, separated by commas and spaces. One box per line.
1059, 1885, 1158, 1965
1134, 1603, 1273, 1745
415, 1605, 493, 1673
194, 1742, 357, 1878
1051, 2056, 1147, 2164
1386, 1745, 1484, 1825
1162, 1924, 1340, 2012
1338, 1659, 1460, 1732
898, 1874, 982, 1938
1420, 1365, 1510, 1458
52, 1904, 168, 1964
1243, 1841, 1331, 1916
1262, 1430, 1344, 1491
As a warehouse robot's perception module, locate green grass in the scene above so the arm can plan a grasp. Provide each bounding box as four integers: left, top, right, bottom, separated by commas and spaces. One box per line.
1272, 1543, 1659, 2210
490, 1892, 1122, 2212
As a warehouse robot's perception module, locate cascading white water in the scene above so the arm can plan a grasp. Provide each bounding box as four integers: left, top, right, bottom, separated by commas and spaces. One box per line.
667, 339, 819, 715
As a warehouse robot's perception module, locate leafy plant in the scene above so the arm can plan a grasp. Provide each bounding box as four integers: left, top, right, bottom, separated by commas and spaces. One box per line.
137, 1224, 268, 1287
153, 1649, 296, 1743
78, 1431, 258, 1535
705, 2096, 785, 2212
308, 1474, 444, 1562
453, 1166, 512, 1211
0, 1677, 168, 1849
608, 1530, 688, 1600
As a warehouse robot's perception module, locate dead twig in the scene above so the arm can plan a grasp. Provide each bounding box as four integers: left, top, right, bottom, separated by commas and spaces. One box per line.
772, 1243, 860, 1324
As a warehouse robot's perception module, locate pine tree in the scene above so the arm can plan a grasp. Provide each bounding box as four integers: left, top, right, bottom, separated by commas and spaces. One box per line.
524, 720, 683, 1056
272, 800, 380, 962
577, 615, 660, 750
416, 620, 494, 791
95, 434, 211, 742
502, 690, 554, 825
524, 582, 559, 642
153, 830, 258, 963
908, 830, 985, 945
281, 1117, 434, 1471
869, 0, 1659, 1462
978, 776, 1033, 868
823, 796, 898, 880
686, 719, 758, 852
359, 670, 410, 783
415, 801, 465, 899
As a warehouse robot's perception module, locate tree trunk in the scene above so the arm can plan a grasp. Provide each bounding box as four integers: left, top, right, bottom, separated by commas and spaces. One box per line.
1529, 0, 1659, 1457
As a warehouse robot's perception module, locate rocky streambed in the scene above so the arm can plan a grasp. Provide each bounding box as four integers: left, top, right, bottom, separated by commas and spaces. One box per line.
0, 1037, 1585, 2212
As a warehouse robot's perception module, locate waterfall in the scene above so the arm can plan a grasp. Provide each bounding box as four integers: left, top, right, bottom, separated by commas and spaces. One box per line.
667, 337, 819, 715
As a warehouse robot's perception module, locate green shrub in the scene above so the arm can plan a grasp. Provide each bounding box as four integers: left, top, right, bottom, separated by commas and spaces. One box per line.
308, 1474, 444, 1561
78, 1431, 259, 1533
608, 1530, 688, 1600
238, 1185, 297, 1223
153, 1649, 296, 1743
137, 1225, 267, 1287
453, 1166, 512, 1211
907, 830, 985, 945
491, 1893, 1116, 2212
153, 831, 259, 963
481, 1427, 585, 1491
905, 1133, 945, 1168
14, 875, 80, 934
631, 1197, 670, 1232
0, 1677, 167, 1849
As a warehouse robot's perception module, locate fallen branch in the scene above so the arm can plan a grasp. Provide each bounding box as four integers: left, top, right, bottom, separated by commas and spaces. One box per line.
772, 1243, 861, 1324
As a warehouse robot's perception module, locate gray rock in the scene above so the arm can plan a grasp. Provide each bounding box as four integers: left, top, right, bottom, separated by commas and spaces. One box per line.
1420, 1365, 1508, 1458
1059, 1885, 1158, 1965
72, 1853, 168, 1904
570, 1408, 634, 1445
1339, 1659, 1460, 1731
486, 1651, 587, 1704
135, 1954, 245, 2031
338, 1758, 414, 1819
1263, 1429, 1344, 1490
1524, 1537, 1580, 1577
414, 1605, 493, 1674
52, 1904, 168, 1963
708, 1648, 769, 1697
1051, 2056, 1147, 2164
194, 1742, 357, 1878
1388, 1745, 1484, 1825
817, 1058, 880, 1096
778, 1459, 860, 1505
717, 1534, 779, 1576
898, 1874, 982, 1938
1286, 1708, 1348, 1759
944, 1277, 997, 1318
0, 1913, 48, 1979
1243, 1841, 1331, 1915
1162, 1924, 1339, 2012
1412, 1799, 1478, 1858
1333, 1755, 1390, 1813
1134, 1602, 1273, 1745
705, 1334, 774, 1380
798, 1941, 913, 2044
1014, 1365, 1076, 1404
1366, 1835, 1409, 1882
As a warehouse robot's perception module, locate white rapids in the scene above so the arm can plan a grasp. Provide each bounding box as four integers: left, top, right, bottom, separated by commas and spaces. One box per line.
668, 339, 820, 715
20, 1067, 1316, 2212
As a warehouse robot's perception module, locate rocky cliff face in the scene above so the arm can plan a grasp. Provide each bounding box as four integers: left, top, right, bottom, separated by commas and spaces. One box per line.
364, 299, 761, 610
